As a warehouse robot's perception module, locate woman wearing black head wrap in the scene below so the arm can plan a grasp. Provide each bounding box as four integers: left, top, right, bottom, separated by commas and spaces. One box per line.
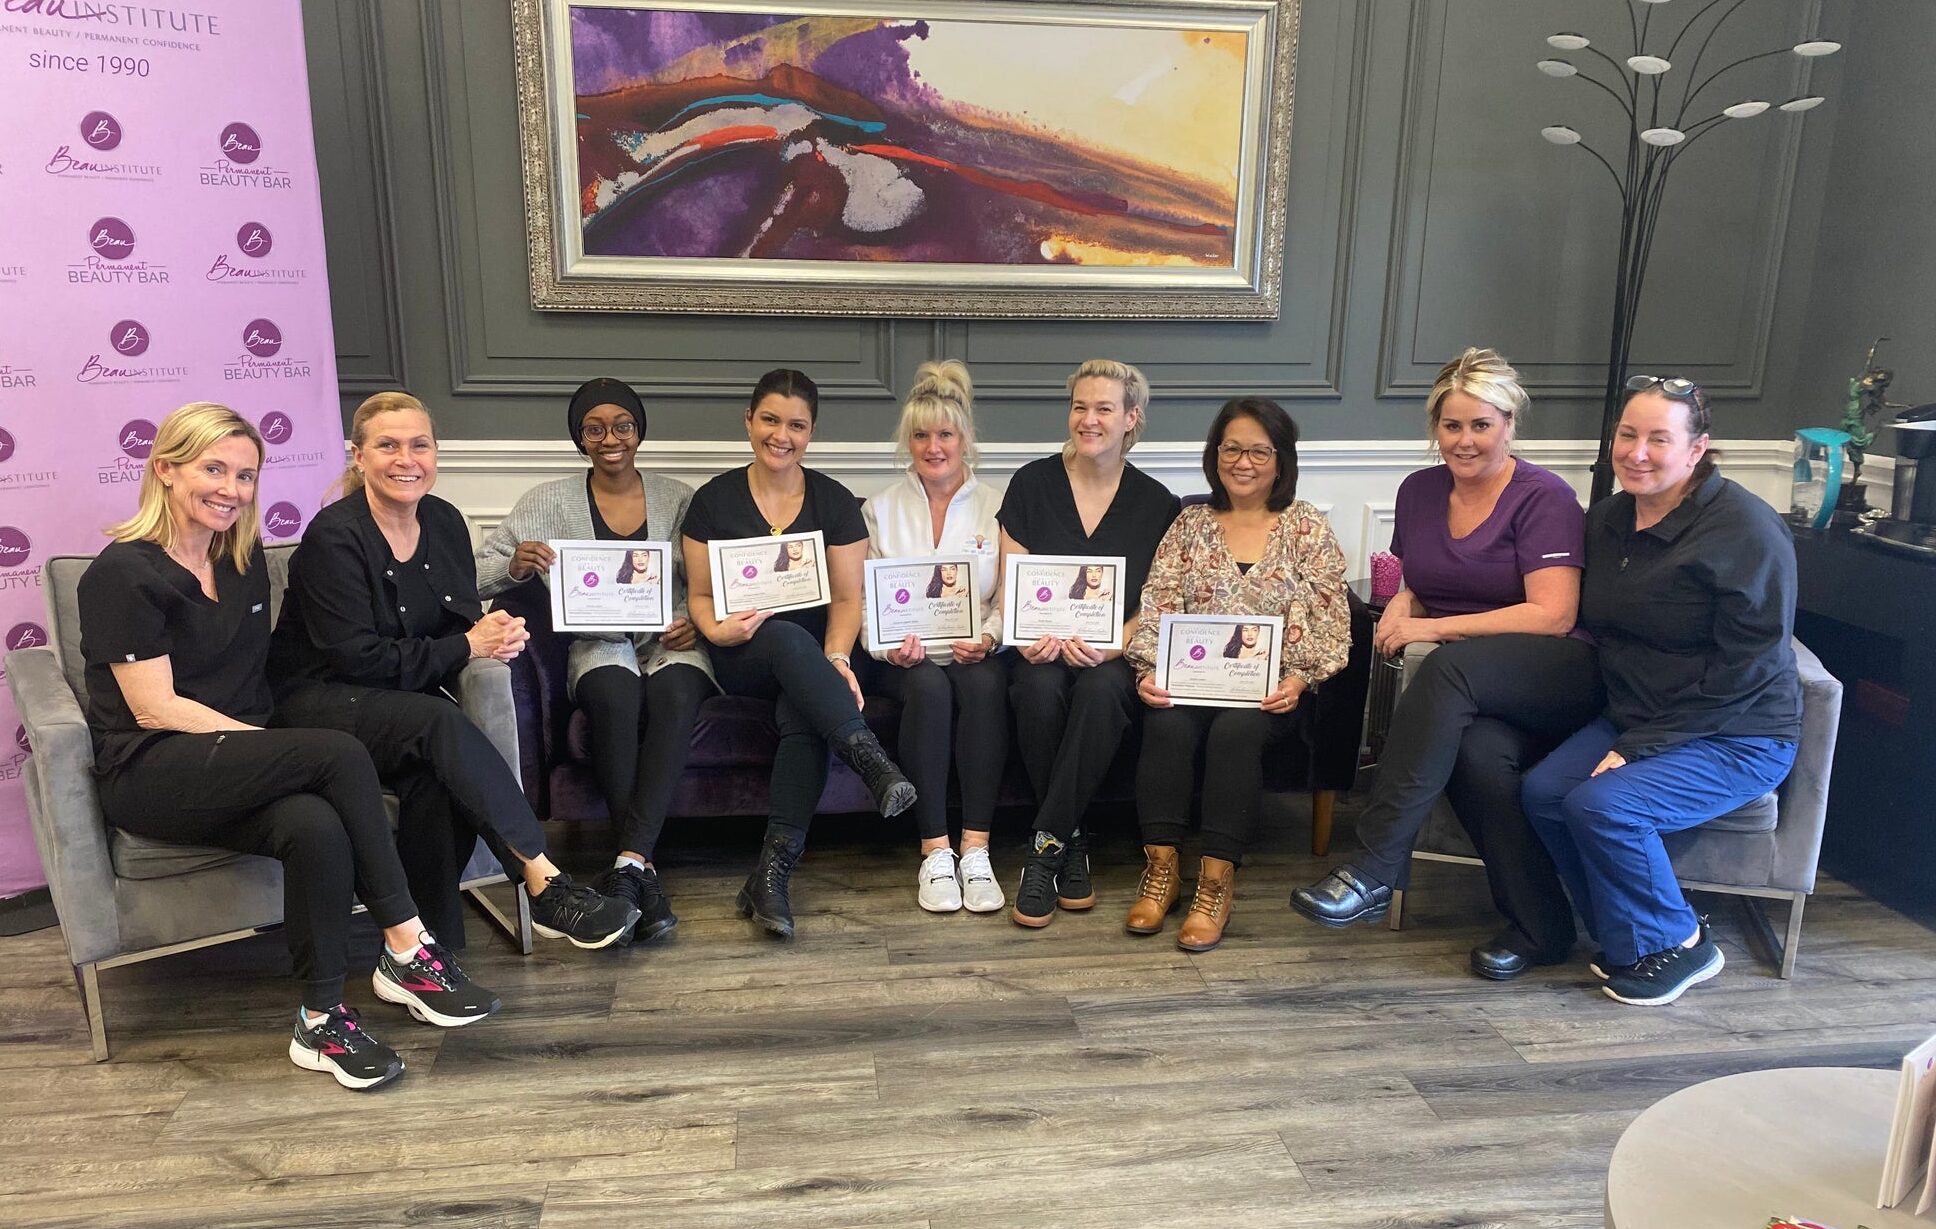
474, 377, 717, 944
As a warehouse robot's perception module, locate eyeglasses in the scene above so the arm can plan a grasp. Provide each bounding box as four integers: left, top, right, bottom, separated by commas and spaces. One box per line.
1624, 374, 1700, 398
1216, 443, 1277, 465
581, 421, 638, 443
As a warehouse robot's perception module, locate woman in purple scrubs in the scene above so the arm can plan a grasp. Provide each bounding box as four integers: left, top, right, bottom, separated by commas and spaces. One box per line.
1289, 348, 1603, 980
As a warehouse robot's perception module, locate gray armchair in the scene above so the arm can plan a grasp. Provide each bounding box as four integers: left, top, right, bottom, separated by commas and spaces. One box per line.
5, 545, 532, 1061
1387, 638, 1841, 979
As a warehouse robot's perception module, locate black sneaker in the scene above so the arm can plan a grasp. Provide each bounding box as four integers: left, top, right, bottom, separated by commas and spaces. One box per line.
373, 937, 502, 1027
289, 1004, 404, 1091
1011, 831, 1066, 929
1057, 828, 1096, 910
529, 874, 641, 950
1602, 933, 1724, 1006
593, 864, 678, 945
1593, 917, 1708, 982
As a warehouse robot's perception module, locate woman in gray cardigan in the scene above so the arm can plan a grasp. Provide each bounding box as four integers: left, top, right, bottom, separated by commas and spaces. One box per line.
475, 378, 716, 944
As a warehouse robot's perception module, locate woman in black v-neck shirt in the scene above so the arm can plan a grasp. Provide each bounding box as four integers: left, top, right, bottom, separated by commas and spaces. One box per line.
998, 359, 1181, 929
680, 369, 914, 939
77, 402, 469, 1092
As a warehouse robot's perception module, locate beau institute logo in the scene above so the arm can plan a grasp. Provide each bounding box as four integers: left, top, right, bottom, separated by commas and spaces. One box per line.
111, 319, 149, 356
69, 217, 169, 285
0, 526, 33, 570
118, 419, 157, 460
202, 121, 292, 189
262, 501, 303, 540
226, 318, 311, 384
77, 319, 187, 386
48, 109, 161, 182
0, 425, 56, 492
207, 220, 303, 283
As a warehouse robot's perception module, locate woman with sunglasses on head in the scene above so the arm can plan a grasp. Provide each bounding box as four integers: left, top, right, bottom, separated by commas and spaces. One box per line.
270, 392, 641, 954
862, 360, 1009, 914
681, 368, 915, 939
1001, 358, 1181, 929
78, 402, 494, 1091
1290, 348, 1602, 981
1125, 398, 1350, 950
475, 377, 716, 944
1522, 376, 1800, 1007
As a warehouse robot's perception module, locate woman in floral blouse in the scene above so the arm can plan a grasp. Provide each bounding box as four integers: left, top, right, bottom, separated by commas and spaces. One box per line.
1124, 397, 1351, 951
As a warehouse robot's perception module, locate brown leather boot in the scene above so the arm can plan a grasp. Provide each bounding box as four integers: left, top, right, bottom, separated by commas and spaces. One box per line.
1124, 844, 1181, 935
1177, 857, 1235, 952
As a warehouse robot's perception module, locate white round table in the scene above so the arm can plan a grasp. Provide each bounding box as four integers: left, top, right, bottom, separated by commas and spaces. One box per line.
1606, 1066, 1936, 1227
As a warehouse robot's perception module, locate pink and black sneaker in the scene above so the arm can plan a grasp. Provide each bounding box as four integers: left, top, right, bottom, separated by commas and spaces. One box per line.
373, 939, 501, 1028
289, 1004, 404, 1091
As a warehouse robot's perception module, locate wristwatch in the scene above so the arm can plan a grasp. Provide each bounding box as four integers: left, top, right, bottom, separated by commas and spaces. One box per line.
826, 652, 852, 668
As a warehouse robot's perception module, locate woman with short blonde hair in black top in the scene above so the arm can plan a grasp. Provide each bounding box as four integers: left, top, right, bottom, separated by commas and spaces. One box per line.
1000, 359, 1181, 929
78, 401, 495, 1090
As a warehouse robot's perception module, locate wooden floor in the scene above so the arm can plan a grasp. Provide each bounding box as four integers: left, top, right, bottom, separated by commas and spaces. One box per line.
3, 797, 1934, 1229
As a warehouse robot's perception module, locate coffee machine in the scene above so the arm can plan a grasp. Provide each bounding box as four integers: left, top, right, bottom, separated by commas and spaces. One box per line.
1856, 403, 1936, 558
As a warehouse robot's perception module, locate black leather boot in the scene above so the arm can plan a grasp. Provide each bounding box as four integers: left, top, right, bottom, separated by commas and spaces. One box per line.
736, 829, 804, 939
831, 723, 917, 818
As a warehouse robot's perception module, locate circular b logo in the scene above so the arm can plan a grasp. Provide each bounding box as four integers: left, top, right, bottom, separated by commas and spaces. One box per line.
236, 222, 272, 258
82, 111, 122, 151
110, 319, 150, 356
582, 572, 599, 587
262, 502, 303, 540
1035, 586, 1053, 603
117, 419, 157, 459
259, 411, 294, 445
0, 428, 13, 464
893, 588, 910, 605
0, 526, 32, 570
242, 318, 282, 357
741, 565, 758, 579
89, 217, 136, 260
5, 622, 45, 651
219, 121, 261, 164
1188, 644, 1207, 661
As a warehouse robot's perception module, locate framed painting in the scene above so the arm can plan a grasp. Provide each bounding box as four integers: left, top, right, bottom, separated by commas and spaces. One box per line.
511, 0, 1299, 317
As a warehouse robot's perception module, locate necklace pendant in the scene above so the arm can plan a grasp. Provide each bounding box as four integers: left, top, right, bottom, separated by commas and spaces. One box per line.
770, 524, 783, 536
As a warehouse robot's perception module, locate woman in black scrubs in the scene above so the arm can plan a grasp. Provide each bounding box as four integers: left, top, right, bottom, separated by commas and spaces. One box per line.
1000, 359, 1181, 929
681, 368, 915, 939
476, 377, 715, 942
79, 402, 497, 1091
270, 392, 640, 951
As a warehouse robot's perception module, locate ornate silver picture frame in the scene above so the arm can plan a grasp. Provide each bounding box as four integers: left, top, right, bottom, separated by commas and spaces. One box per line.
512, 0, 1298, 318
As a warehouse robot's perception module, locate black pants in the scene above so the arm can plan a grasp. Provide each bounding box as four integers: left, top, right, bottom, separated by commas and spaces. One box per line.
869, 654, 1009, 840
98, 728, 417, 1011
709, 618, 866, 837
1348, 635, 1603, 958
273, 681, 552, 947
1008, 655, 1139, 839
575, 662, 712, 859
1135, 705, 1291, 866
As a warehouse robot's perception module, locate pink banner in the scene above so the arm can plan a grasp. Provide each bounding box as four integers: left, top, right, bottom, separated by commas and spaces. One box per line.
0, 1, 340, 896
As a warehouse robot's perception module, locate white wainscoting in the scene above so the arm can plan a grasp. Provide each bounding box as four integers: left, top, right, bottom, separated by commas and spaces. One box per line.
431, 439, 1892, 581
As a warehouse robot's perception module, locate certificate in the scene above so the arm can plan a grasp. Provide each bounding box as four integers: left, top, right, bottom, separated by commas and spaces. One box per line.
1154, 614, 1284, 708
708, 530, 831, 620
1001, 554, 1127, 650
546, 540, 673, 633
864, 556, 980, 652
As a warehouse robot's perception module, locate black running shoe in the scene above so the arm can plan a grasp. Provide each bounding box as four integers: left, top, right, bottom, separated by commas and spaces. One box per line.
1011, 831, 1066, 928
289, 1004, 404, 1091
593, 863, 678, 945
529, 874, 641, 950
373, 937, 502, 1027
1057, 828, 1096, 910
1603, 931, 1724, 1006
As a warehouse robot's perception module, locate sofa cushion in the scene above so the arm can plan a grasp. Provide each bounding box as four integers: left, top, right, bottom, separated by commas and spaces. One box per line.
565, 694, 905, 770
1703, 792, 1778, 833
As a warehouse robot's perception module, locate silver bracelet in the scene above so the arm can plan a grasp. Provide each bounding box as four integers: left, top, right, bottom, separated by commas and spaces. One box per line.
826, 652, 852, 667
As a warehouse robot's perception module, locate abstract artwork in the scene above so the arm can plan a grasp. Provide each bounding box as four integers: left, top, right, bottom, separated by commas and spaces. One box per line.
514, 0, 1297, 317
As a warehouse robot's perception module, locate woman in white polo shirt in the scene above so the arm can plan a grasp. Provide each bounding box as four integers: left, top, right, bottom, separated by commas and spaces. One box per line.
862, 360, 1009, 914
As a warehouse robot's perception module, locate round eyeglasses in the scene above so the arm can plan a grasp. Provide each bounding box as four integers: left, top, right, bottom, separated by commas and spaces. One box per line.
581, 420, 638, 443
1624, 374, 1700, 398
1216, 443, 1277, 465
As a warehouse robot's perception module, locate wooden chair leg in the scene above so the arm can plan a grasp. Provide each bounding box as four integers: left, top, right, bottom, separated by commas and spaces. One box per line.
76, 962, 108, 1063
1387, 887, 1405, 931
1310, 789, 1335, 857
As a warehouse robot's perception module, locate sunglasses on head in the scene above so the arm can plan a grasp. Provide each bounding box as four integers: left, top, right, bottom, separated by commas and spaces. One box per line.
1624, 374, 1700, 398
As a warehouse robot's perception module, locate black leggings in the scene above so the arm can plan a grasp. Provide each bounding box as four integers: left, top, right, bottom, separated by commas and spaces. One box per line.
272, 681, 552, 947
709, 618, 867, 837
1007, 655, 1139, 839
98, 728, 416, 1011
1135, 705, 1292, 866
868, 654, 1008, 840
574, 662, 712, 859
1348, 634, 1603, 957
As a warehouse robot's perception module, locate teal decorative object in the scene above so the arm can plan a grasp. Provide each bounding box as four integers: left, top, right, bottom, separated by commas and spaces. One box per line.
1792, 427, 1850, 529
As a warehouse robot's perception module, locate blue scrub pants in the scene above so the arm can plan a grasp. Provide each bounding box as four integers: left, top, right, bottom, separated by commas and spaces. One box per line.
1521, 717, 1796, 966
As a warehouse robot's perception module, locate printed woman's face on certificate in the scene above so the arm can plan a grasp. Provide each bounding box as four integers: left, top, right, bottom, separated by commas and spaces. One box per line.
1240, 623, 1266, 658
623, 549, 659, 585
939, 563, 965, 595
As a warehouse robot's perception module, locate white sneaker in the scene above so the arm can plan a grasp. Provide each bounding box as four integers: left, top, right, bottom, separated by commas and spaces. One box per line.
917, 847, 963, 913
958, 845, 1005, 913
